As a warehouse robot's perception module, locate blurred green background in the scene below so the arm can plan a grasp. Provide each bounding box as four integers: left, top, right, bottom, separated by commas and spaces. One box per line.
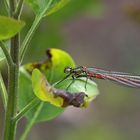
1, 0, 140, 140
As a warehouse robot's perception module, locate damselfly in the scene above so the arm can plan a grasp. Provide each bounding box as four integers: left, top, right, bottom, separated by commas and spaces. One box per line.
60, 66, 140, 89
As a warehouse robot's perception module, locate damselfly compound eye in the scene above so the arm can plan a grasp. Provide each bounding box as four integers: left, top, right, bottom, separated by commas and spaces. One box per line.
64, 66, 72, 74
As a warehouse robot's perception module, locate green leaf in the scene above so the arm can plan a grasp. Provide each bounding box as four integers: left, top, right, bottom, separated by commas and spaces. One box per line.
19, 68, 63, 123
0, 16, 25, 40
26, 0, 70, 16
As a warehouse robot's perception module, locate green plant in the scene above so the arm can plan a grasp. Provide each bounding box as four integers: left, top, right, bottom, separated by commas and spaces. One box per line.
0, 0, 99, 140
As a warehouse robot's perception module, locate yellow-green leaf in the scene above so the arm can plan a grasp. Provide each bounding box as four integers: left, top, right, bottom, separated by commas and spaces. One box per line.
25, 48, 75, 84
32, 68, 64, 107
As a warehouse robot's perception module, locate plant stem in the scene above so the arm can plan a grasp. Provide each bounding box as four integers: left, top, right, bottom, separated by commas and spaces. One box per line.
0, 41, 14, 67
3, 0, 21, 139
13, 98, 40, 122
4, 35, 20, 140
4, 64, 18, 140
0, 72, 8, 110
19, 102, 44, 140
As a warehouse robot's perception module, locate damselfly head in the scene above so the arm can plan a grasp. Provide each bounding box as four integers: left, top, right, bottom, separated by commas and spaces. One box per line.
64, 66, 72, 74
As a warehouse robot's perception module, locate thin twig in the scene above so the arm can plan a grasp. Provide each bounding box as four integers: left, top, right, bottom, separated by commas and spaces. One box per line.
13, 98, 40, 122
19, 103, 44, 140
